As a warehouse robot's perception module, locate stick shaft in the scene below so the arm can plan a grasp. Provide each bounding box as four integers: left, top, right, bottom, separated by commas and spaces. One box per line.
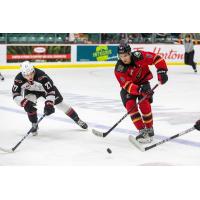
12, 114, 46, 152
144, 127, 195, 151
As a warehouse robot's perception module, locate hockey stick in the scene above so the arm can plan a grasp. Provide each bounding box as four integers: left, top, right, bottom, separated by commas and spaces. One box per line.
129, 126, 196, 152
92, 83, 159, 138
0, 114, 46, 153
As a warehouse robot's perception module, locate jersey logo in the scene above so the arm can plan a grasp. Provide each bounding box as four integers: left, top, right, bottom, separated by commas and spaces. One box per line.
132, 51, 143, 62
136, 68, 143, 80
133, 51, 142, 58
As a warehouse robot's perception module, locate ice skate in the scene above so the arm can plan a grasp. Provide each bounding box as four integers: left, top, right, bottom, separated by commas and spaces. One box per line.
75, 119, 88, 129
136, 127, 154, 144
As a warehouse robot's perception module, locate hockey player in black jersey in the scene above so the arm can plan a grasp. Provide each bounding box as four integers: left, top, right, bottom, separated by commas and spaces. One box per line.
12, 61, 88, 136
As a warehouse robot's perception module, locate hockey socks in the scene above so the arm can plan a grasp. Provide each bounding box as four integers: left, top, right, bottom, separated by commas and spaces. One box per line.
66, 108, 79, 122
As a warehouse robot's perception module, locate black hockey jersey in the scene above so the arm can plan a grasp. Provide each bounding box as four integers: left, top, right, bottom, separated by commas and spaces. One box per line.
12, 68, 56, 106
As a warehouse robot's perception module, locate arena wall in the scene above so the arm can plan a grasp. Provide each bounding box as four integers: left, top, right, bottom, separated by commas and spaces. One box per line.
0, 44, 199, 69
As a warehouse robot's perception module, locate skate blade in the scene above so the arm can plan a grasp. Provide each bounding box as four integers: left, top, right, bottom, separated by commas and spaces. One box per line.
129, 135, 145, 152
92, 129, 104, 137
0, 147, 14, 153
136, 137, 153, 144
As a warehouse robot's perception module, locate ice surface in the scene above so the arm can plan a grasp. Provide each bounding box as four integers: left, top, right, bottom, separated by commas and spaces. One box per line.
0, 66, 200, 165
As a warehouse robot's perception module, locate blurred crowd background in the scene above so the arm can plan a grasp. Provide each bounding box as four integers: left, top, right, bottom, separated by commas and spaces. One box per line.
0, 33, 200, 44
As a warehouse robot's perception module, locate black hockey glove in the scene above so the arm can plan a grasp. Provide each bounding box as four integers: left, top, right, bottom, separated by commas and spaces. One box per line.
157, 69, 168, 84
194, 120, 200, 131
139, 83, 153, 103
44, 100, 55, 116
139, 83, 153, 95
21, 98, 37, 113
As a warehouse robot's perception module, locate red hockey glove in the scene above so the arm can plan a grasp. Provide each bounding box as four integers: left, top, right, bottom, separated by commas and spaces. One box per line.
21, 98, 37, 113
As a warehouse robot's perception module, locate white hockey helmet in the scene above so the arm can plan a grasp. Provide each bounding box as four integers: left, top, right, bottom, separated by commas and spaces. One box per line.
21, 61, 35, 77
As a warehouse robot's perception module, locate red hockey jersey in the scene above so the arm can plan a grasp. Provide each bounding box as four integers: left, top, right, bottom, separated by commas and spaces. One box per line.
114, 51, 167, 95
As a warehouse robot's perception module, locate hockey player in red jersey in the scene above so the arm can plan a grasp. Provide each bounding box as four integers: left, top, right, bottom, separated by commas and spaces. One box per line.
115, 43, 168, 143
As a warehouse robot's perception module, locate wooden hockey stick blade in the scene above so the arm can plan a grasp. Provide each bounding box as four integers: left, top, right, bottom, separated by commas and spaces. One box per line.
92, 129, 104, 137
0, 147, 14, 153
128, 135, 145, 152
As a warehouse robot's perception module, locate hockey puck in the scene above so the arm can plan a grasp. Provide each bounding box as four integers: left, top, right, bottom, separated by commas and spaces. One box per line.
107, 148, 112, 154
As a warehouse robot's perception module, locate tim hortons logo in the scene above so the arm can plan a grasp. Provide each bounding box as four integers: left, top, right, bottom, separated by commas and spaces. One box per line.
133, 47, 184, 60
152, 47, 184, 60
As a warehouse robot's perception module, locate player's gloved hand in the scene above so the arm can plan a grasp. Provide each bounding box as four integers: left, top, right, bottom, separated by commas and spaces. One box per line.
44, 100, 55, 116
194, 120, 200, 131
157, 69, 168, 84
139, 83, 153, 103
139, 83, 153, 96
21, 98, 37, 113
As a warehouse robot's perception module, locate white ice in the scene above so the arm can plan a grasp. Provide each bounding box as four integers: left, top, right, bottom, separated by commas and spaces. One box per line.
0, 66, 200, 165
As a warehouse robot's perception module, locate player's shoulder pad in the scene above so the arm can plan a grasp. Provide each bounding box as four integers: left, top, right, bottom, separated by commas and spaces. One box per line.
115, 60, 127, 73
35, 68, 54, 88
35, 68, 45, 77
14, 72, 26, 84
35, 68, 49, 81
131, 51, 143, 61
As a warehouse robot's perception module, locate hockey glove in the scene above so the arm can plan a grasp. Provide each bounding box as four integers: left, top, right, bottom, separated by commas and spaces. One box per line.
139, 83, 153, 103
194, 120, 200, 131
157, 69, 168, 84
44, 100, 55, 116
140, 83, 153, 95
21, 98, 37, 113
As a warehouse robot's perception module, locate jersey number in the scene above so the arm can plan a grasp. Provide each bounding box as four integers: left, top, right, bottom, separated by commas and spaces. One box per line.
12, 85, 18, 92
45, 81, 52, 90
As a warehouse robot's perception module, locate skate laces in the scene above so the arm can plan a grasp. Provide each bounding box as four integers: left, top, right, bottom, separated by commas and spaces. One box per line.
139, 129, 148, 137
146, 127, 154, 137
